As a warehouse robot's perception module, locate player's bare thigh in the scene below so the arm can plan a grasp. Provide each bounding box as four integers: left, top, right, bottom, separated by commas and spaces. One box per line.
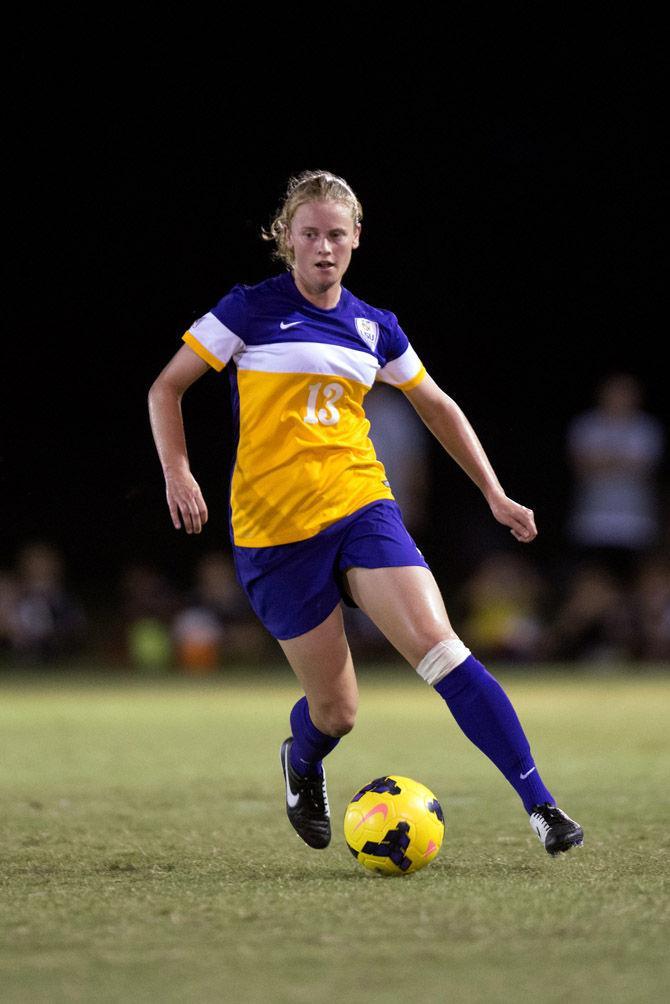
344, 565, 457, 668
277, 603, 358, 737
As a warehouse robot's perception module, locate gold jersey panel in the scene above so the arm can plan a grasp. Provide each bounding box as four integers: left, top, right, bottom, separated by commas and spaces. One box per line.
182, 275, 426, 547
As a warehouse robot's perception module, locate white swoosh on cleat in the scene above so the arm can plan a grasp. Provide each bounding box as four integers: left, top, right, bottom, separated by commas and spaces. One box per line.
520, 767, 537, 780
284, 747, 300, 807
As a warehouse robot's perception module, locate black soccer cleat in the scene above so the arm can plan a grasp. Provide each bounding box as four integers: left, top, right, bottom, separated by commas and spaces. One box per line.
280, 737, 331, 849
529, 803, 584, 856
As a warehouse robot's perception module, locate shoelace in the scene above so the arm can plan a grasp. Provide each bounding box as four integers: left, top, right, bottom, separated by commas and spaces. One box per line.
535, 804, 565, 824
301, 774, 327, 809
297, 771, 329, 811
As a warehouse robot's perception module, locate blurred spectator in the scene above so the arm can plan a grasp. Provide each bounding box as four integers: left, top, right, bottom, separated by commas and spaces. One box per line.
631, 556, 670, 661
120, 563, 180, 672
0, 572, 20, 657
7, 542, 86, 664
565, 373, 665, 583
364, 383, 431, 534
173, 551, 269, 673
539, 563, 635, 662
460, 552, 547, 662
121, 563, 181, 622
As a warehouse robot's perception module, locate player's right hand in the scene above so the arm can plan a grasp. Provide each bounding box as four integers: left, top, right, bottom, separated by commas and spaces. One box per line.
164, 471, 209, 534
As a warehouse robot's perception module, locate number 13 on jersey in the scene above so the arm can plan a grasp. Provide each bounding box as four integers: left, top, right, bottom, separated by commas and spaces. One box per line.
304, 381, 344, 426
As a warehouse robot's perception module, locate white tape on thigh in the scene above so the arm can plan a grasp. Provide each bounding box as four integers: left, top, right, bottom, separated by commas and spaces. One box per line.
415, 638, 471, 685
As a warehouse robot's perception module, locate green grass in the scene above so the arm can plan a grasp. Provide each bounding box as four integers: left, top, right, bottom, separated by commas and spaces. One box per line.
1, 667, 669, 1003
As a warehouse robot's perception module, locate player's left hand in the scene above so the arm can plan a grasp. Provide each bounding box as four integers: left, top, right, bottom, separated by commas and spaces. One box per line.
488, 493, 538, 543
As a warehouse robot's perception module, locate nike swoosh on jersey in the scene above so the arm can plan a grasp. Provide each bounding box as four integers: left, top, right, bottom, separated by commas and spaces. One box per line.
280, 320, 302, 329
284, 746, 300, 807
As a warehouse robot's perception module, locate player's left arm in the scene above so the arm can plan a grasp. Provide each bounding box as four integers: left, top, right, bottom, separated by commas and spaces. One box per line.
403, 373, 537, 543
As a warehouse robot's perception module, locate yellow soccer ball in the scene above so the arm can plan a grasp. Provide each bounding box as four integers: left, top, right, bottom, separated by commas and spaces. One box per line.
344, 775, 445, 875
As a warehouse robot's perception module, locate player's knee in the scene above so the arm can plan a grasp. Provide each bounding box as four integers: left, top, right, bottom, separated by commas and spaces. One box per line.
314, 699, 357, 737
327, 707, 357, 737
414, 636, 472, 686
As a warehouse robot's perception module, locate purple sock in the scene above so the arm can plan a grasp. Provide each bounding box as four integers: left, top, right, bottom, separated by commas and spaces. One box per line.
289, 696, 340, 778
434, 654, 554, 813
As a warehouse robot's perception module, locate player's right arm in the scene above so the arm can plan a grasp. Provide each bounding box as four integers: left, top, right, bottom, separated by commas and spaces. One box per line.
148, 344, 211, 534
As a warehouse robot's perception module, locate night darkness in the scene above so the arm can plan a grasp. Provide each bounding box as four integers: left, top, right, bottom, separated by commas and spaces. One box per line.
5, 23, 667, 600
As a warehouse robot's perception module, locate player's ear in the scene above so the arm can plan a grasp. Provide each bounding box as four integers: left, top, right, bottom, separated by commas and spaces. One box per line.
352, 223, 361, 249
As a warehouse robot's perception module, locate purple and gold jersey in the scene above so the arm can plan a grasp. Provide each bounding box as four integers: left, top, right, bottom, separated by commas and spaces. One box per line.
182, 270, 426, 547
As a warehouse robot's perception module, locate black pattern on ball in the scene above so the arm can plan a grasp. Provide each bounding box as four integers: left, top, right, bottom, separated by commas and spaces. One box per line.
427, 798, 444, 823
351, 776, 402, 802
360, 821, 412, 871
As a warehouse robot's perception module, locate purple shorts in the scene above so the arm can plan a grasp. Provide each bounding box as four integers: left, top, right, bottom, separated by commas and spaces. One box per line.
232, 499, 429, 640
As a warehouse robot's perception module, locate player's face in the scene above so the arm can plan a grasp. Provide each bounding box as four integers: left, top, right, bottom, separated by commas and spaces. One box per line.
287, 200, 360, 301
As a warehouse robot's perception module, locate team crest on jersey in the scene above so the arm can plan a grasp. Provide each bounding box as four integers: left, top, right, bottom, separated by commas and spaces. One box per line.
355, 317, 379, 352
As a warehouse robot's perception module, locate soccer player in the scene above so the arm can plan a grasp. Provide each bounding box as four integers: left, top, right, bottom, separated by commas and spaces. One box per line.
148, 170, 583, 857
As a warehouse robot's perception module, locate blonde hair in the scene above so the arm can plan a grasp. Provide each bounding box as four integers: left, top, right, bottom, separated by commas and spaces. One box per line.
261, 169, 363, 268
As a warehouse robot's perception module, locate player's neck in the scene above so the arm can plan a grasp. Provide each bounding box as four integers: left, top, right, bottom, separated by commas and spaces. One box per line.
291, 270, 342, 310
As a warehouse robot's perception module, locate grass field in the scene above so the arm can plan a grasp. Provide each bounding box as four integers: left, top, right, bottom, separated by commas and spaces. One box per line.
1, 666, 668, 1003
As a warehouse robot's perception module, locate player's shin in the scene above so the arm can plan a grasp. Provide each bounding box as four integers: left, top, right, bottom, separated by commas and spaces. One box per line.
289, 696, 341, 778
417, 641, 554, 813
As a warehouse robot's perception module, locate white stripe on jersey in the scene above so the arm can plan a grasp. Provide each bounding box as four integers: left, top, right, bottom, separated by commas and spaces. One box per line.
376, 344, 423, 386
236, 341, 380, 386
188, 312, 245, 365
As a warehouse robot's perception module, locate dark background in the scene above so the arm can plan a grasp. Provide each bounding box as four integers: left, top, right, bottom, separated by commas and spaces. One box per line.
4, 21, 667, 600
